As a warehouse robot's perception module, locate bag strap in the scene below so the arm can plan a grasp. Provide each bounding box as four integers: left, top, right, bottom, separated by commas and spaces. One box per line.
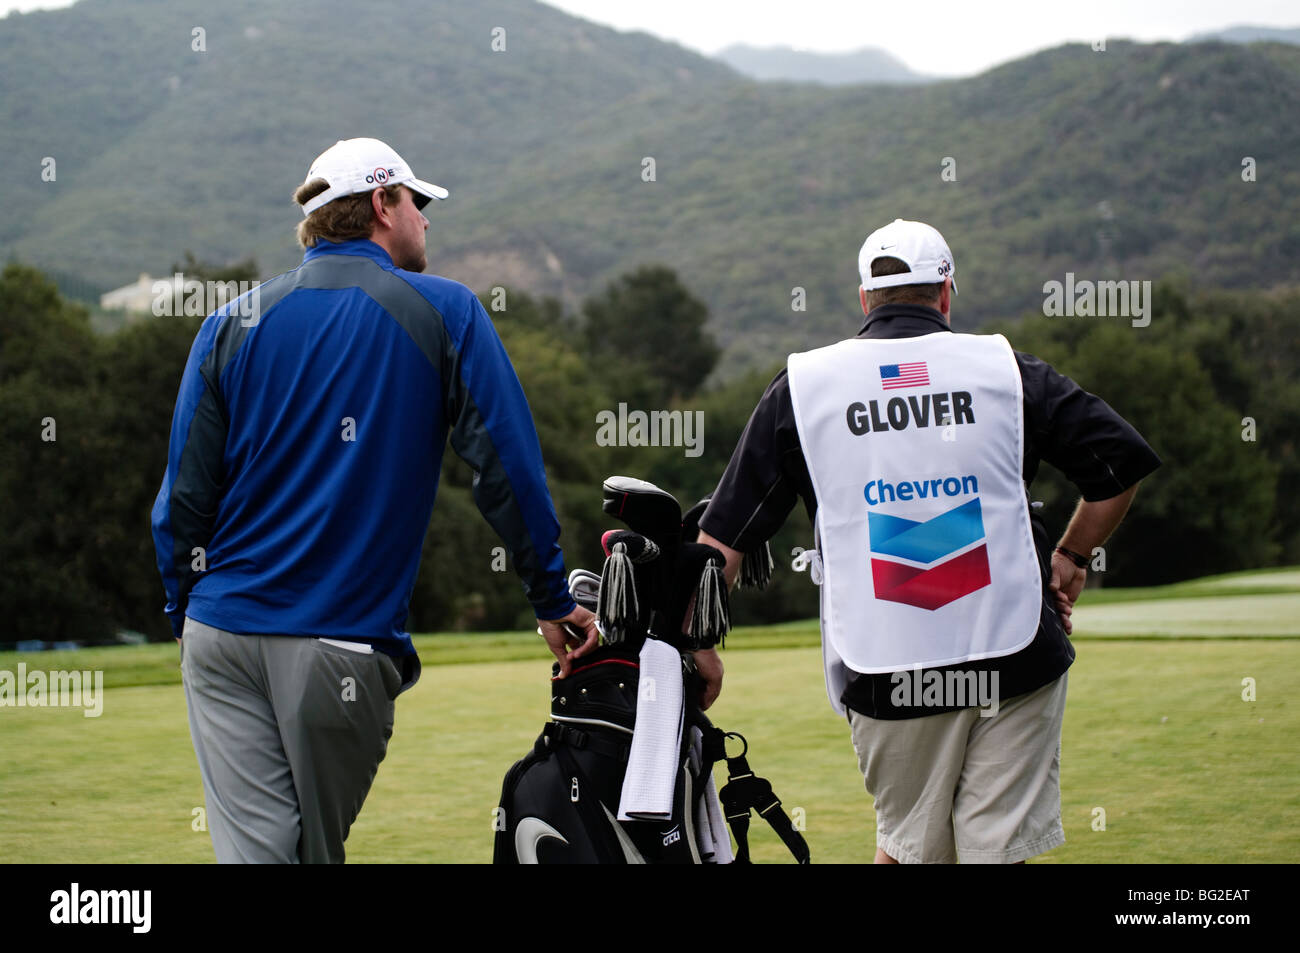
706, 726, 810, 864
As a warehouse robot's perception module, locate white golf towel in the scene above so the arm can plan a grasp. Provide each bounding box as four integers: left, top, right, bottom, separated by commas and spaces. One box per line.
617, 638, 685, 821
690, 726, 734, 863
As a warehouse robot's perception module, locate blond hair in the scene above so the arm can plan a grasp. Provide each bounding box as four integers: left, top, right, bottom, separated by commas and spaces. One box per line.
292, 178, 403, 249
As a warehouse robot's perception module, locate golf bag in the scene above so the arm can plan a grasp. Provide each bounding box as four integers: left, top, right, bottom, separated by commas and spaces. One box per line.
493, 476, 810, 864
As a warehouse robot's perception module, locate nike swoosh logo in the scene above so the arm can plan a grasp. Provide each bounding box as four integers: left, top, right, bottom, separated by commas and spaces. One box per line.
515, 817, 569, 863
602, 805, 647, 864
880, 243, 896, 249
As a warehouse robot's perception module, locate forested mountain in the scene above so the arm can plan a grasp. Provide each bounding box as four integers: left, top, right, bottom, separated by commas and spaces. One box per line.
1, 0, 1297, 374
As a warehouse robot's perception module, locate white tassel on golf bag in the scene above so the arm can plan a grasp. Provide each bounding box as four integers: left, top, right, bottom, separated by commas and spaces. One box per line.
597, 542, 637, 643
690, 558, 730, 648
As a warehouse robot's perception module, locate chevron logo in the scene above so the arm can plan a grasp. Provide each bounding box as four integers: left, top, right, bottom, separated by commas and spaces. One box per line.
867, 498, 991, 610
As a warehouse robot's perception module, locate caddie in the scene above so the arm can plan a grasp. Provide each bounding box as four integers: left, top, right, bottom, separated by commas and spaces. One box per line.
151, 137, 598, 863
695, 218, 1160, 863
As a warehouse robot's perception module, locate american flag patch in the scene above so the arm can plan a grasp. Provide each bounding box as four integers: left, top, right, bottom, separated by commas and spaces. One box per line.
880, 362, 930, 390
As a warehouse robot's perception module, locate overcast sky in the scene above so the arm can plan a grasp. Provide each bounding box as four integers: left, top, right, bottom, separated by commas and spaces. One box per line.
541, 0, 1299, 76
2, 0, 1297, 77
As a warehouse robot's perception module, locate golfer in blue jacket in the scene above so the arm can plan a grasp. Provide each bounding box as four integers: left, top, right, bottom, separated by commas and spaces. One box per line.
152, 138, 597, 863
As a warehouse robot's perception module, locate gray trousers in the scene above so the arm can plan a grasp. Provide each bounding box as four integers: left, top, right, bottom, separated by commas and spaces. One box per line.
180, 616, 420, 863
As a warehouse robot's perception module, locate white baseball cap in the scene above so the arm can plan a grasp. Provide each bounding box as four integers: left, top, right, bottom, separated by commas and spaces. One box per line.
858, 218, 958, 295
299, 138, 449, 216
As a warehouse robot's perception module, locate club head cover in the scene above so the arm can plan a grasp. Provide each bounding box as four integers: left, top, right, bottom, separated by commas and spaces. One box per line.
601, 529, 661, 562
683, 496, 772, 590
668, 542, 731, 649
602, 476, 683, 550
682, 497, 710, 543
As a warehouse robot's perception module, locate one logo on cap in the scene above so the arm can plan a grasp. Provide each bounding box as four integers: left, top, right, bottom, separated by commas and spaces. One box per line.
366, 167, 394, 185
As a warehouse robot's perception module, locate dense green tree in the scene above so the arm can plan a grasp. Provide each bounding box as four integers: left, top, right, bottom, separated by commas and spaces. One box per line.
1146, 286, 1300, 561
479, 287, 572, 336
0, 264, 114, 641
581, 266, 720, 406
997, 293, 1281, 584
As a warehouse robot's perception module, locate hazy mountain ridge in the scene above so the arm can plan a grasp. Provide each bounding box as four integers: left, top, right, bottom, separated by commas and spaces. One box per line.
713, 43, 935, 85
2, 2, 1298, 372
1188, 25, 1300, 45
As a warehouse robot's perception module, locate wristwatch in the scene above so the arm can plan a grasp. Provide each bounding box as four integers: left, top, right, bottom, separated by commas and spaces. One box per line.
1054, 545, 1090, 569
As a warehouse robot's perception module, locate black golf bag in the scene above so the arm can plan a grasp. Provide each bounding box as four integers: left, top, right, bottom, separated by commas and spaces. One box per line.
493, 476, 810, 864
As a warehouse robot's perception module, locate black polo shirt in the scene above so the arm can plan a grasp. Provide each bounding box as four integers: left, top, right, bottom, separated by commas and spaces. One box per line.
698, 303, 1162, 719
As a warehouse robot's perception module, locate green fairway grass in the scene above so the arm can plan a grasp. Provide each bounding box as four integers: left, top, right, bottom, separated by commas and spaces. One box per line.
2, 568, 1297, 863
1071, 593, 1300, 638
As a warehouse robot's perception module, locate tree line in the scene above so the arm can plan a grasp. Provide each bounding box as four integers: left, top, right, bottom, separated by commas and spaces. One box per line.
1, 260, 1295, 645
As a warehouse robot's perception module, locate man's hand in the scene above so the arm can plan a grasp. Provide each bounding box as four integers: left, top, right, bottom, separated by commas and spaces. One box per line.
1050, 485, 1141, 636
537, 605, 600, 678
693, 647, 724, 711
1049, 552, 1087, 635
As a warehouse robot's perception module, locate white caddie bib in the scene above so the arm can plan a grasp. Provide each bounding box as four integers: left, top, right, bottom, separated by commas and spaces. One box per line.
787, 332, 1041, 709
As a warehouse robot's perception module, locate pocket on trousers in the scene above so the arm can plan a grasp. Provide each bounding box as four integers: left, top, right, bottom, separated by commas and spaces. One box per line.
393, 653, 421, 699
296, 639, 378, 730
307, 639, 408, 704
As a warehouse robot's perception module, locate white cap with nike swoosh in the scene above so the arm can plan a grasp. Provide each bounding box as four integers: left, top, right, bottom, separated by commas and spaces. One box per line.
858, 218, 958, 295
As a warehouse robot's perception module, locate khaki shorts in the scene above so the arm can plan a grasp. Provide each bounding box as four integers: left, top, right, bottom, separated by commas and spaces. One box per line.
848, 672, 1067, 864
